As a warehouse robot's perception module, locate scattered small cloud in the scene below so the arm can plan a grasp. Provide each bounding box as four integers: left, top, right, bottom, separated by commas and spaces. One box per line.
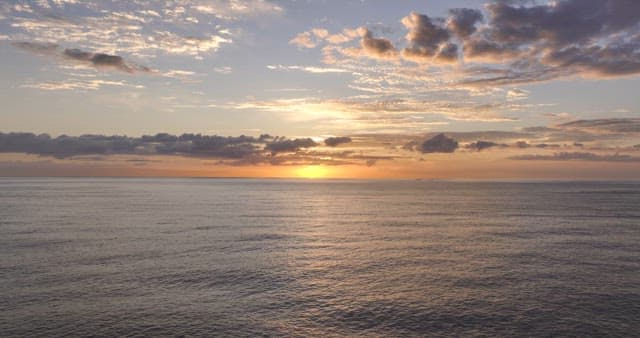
290, 31, 318, 49
466, 140, 504, 151
419, 134, 458, 153
213, 66, 233, 74
324, 136, 352, 147
13, 42, 151, 73
506, 89, 529, 100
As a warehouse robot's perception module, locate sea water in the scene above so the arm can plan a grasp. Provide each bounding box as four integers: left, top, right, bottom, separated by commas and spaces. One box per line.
1, 178, 639, 336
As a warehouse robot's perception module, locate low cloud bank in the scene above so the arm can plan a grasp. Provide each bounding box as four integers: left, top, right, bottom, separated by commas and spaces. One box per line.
0, 132, 317, 159
0, 132, 384, 166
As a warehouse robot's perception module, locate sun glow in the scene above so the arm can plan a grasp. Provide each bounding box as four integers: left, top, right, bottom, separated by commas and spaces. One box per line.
296, 165, 328, 179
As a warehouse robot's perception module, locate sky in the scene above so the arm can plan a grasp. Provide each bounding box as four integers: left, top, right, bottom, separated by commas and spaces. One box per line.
1, 0, 639, 179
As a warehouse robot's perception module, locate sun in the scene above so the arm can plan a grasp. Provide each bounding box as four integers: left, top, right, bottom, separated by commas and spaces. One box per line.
296, 165, 328, 179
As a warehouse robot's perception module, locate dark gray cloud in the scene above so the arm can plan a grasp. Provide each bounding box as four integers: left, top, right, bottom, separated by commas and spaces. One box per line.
359, 28, 397, 59
542, 44, 640, 77
462, 38, 519, 60
264, 138, 317, 154
483, 0, 605, 46
401, 12, 453, 61
447, 8, 483, 38
347, 1, 640, 83
0, 132, 392, 167
324, 136, 352, 147
62, 48, 149, 73
510, 152, 640, 162
435, 42, 459, 62
308, 1, 640, 81
466, 140, 506, 151
0, 132, 263, 159
464, 0, 640, 80
13, 42, 150, 73
419, 134, 459, 153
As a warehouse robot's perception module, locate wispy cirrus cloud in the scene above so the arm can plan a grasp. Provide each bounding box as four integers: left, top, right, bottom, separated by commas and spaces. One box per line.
233, 95, 522, 133
2, 0, 282, 63
19, 79, 144, 91
266, 64, 349, 74
511, 152, 640, 162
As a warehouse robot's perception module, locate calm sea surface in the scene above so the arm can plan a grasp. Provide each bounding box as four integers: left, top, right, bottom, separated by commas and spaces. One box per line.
1, 178, 639, 337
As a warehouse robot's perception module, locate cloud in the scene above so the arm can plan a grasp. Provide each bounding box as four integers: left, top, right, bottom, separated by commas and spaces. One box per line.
359, 28, 398, 60
0, 132, 267, 159
289, 31, 317, 48
266, 65, 349, 74
324, 137, 352, 147
0, 131, 401, 168
483, 0, 637, 47
558, 118, 640, 134
234, 97, 517, 129
510, 152, 640, 162
294, 1, 640, 86
506, 88, 529, 100
312, 28, 329, 39
401, 12, 453, 62
291, 27, 362, 49
542, 44, 640, 77
191, 0, 282, 19
63, 48, 149, 73
466, 140, 504, 151
11, 41, 58, 55
468, 0, 640, 79
3, 0, 240, 61
20, 79, 144, 91
13, 42, 151, 73
462, 38, 520, 62
419, 134, 459, 153
325, 28, 362, 44
447, 8, 483, 38
264, 138, 317, 154
213, 66, 233, 74
3, 116, 638, 168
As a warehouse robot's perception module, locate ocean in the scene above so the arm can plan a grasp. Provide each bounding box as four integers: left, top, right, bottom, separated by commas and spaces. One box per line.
1, 178, 639, 337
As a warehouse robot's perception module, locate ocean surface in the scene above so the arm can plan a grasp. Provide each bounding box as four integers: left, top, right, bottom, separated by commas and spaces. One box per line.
1, 178, 639, 337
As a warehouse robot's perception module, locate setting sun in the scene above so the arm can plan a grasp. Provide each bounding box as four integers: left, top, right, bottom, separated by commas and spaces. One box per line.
296, 165, 328, 179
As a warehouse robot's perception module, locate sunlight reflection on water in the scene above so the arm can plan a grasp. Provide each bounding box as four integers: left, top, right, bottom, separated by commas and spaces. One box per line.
1, 178, 639, 336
